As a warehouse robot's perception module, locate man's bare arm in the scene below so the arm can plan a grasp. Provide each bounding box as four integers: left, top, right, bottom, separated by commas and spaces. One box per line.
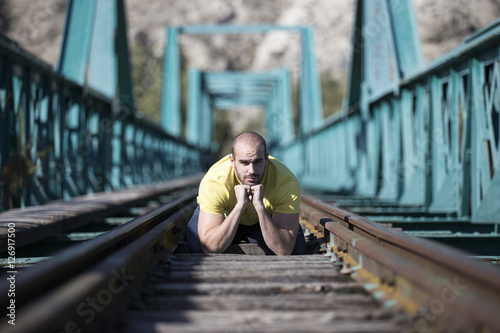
198, 185, 250, 253
198, 204, 244, 253
251, 185, 299, 255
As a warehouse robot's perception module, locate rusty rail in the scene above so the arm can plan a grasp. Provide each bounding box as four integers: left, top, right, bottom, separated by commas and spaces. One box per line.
300, 195, 500, 332
0, 185, 199, 332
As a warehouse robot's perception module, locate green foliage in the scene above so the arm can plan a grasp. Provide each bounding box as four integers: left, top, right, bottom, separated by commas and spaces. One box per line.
130, 37, 190, 135
320, 71, 345, 118
290, 71, 344, 134
212, 108, 264, 160
213, 109, 233, 159
241, 109, 264, 134
130, 37, 162, 122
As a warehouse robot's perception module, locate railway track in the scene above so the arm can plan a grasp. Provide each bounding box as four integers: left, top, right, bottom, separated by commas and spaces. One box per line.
0, 176, 201, 332
300, 195, 500, 332
0, 186, 195, 275
0, 188, 499, 332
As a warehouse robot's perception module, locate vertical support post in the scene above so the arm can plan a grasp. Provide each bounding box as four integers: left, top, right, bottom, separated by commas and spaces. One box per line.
299, 27, 323, 135
200, 88, 212, 150
111, 117, 123, 189
0, 56, 9, 211
470, 58, 500, 221
387, 0, 425, 78
187, 68, 201, 145
122, 120, 135, 186
378, 99, 401, 201
278, 69, 294, 143
59, 0, 134, 104
115, 0, 135, 113
161, 27, 182, 137
85, 107, 101, 194
100, 107, 114, 192
87, 0, 116, 97
265, 78, 278, 148
362, 0, 397, 98
61, 96, 81, 200
57, 0, 97, 84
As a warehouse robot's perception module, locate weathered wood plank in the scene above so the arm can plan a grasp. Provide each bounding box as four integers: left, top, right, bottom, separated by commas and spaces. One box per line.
168, 259, 334, 268
159, 268, 342, 283
114, 253, 410, 333
172, 253, 332, 262
120, 318, 407, 333
126, 309, 397, 323
151, 281, 366, 296
143, 293, 380, 311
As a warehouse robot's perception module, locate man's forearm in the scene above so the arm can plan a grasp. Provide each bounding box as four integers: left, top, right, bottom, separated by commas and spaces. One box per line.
255, 206, 296, 255
200, 203, 245, 253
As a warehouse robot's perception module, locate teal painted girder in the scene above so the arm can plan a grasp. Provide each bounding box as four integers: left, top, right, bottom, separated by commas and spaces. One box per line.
186, 69, 294, 149
58, 0, 134, 110
161, 27, 181, 137
299, 27, 323, 134
187, 68, 202, 145
343, 0, 425, 110
57, 0, 96, 85
275, 1, 500, 222
0, 4, 203, 211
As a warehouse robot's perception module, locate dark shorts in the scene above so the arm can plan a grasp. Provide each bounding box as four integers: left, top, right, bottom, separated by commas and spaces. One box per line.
187, 206, 306, 255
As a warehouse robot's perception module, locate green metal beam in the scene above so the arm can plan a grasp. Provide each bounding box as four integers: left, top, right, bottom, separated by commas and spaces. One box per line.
161, 27, 181, 137
57, 0, 96, 85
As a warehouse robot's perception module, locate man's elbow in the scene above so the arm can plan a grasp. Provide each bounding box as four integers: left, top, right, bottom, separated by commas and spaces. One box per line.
200, 241, 224, 254
273, 244, 294, 256
202, 246, 219, 254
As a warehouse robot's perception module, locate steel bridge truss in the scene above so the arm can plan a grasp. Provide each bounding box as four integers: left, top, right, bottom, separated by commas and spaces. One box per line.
161, 25, 324, 147
0, 0, 202, 211
276, 0, 500, 222
1, 0, 499, 224
187, 69, 294, 151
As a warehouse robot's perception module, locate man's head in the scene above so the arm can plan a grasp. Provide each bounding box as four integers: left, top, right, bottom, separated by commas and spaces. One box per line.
230, 132, 269, 186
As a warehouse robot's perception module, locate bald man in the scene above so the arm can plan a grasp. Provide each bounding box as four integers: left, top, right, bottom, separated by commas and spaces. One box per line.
187, 131, 306, 255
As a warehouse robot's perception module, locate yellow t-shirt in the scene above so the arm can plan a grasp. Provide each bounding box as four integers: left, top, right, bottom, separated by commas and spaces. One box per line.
197, 154, 301, 226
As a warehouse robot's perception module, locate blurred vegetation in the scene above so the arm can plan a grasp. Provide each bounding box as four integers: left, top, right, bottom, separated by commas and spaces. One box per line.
213, 108, 264, 160
290, 70, 345, 134
130, 35, 162, 123
320, 71, 345, 119
213, 109, 233, 159
131, 36, 190, 136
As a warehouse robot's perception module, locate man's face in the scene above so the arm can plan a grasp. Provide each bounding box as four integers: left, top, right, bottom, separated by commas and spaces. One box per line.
230, 141, 268, 186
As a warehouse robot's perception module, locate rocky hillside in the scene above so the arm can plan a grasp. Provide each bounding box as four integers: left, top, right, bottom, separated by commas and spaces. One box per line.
2, 0, 499, 76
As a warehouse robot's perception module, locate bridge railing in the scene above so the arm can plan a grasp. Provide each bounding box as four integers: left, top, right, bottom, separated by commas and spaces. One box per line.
277, 19, 500, 222
0, 35, 202, 211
